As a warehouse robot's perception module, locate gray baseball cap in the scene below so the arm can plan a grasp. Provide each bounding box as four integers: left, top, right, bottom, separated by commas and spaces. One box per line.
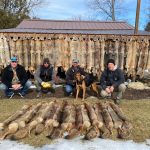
72, 59, 79, 63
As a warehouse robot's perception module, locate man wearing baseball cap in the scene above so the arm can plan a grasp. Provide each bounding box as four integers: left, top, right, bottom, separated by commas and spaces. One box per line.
100, 59, 126, 104
65, 58, 87, 96
1, 56, 32, 98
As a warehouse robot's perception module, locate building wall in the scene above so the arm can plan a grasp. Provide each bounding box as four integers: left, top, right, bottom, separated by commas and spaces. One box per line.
0, 33, 150, 78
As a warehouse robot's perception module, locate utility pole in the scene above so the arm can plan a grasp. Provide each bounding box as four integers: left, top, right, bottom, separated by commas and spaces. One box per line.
112, 0, 115, 21
134, 0, 141, 34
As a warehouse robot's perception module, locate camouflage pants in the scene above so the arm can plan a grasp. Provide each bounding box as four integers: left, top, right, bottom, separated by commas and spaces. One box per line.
100, 83, 126, 99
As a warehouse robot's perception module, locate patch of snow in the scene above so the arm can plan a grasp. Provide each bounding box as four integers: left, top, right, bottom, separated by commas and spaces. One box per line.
146, 139, 150, 146
0, 140, 35, 150
0, 137, 150, 150
53, 84, 63, 88
29, 85, 36, 89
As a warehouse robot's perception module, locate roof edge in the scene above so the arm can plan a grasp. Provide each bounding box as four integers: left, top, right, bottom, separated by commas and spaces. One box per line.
21, 19, 130, 23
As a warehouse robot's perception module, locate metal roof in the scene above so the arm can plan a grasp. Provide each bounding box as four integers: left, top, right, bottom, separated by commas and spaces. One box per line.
0, 28, 150, 35
16, 19, 134, 30
0, 19, 149, 35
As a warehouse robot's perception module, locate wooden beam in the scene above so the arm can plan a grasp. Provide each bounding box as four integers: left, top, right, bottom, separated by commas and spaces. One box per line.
134, 0, 141, 34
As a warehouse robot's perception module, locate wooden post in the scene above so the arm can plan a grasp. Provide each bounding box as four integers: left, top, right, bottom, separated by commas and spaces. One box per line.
112, 0, 115, 21
134, 0, 141, 34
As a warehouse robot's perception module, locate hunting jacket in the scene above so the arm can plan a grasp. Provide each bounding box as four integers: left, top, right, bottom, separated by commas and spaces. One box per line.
2, 64, 28, 88
100, 67, 125, 90
66, 66, 86, 86
34, 65, 55, 83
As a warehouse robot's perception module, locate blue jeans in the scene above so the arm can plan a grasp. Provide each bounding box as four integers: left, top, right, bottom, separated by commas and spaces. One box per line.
65, 84, 74, 96
0, 80, 32, 97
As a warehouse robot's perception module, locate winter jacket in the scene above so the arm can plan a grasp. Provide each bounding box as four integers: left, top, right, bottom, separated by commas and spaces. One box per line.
100, 67, 125, 90
66, 66, 87, 85
2, 64, 28, 88
34, 65, 55, 83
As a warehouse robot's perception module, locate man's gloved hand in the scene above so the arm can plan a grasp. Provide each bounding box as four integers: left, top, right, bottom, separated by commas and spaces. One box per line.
41, 82, 52, 88
41, 82, 46, 87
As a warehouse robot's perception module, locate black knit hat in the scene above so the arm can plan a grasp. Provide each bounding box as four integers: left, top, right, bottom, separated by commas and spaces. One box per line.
107, 59, 115, 65
43, 58, 50, 64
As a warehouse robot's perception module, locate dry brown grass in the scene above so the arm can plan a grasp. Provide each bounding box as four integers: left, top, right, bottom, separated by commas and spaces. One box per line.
120, 100, 150, 142
0, 97, 150, 147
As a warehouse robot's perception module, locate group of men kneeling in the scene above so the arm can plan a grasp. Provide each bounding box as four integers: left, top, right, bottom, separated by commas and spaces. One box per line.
0, 56, 126, 104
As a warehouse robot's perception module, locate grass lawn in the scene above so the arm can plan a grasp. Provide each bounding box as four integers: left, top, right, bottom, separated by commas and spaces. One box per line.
0, 98, 150, 147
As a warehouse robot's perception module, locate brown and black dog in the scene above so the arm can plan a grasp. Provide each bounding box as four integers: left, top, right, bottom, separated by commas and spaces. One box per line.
75, 71, 100, 100
89, 67, 100, 98
90, 81, 99, 98
75, 72, 86, 100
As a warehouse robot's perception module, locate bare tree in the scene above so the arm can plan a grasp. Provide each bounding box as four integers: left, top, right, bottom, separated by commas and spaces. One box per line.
71, 14, 97, 21
86, 0, 124, 21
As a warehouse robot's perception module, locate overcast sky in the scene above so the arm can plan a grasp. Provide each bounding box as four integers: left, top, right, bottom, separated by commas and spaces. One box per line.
32, 0, 150, 30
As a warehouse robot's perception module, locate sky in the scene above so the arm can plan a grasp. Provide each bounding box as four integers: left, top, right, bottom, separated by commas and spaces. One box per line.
32, 0, 150, 30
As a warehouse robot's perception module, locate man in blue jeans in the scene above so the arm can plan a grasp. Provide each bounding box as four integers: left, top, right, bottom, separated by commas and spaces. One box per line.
65, 59, 87, 96
0, 56, 32, 98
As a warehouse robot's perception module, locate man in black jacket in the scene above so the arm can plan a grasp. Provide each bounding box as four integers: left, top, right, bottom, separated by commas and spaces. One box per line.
1, 56, 32, 98
100, 59, 126, 104
65, 59, 87, 96
34, 58, 55, 98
